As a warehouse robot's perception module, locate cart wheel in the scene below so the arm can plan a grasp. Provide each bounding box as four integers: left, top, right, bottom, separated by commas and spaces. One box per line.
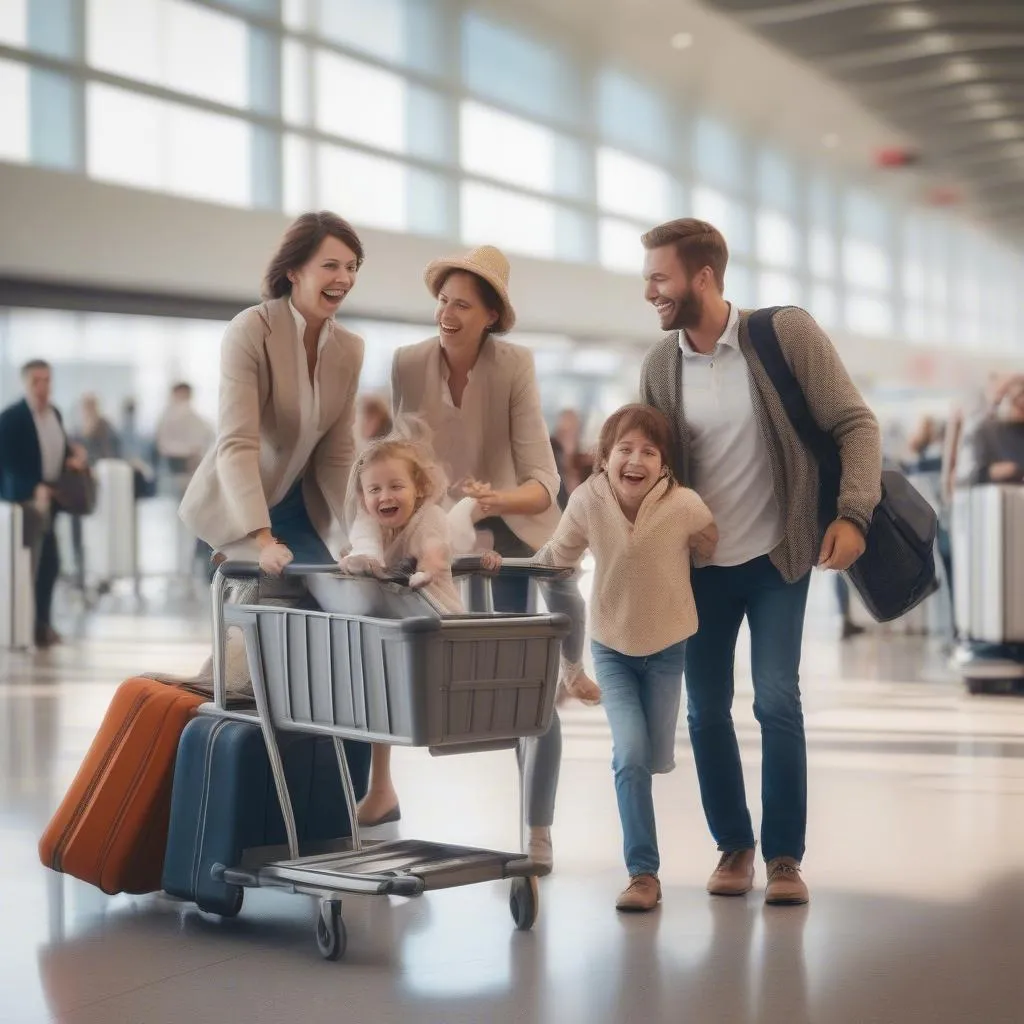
222, 886, 244, 918
509, 876, 539, 931
316, 899, 346, 961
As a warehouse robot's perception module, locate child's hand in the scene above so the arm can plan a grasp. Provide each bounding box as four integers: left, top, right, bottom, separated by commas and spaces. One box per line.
478, 550, 502, 574
337, 554, 384, 577
689, 522, 719, 560
408, 570, 433, 590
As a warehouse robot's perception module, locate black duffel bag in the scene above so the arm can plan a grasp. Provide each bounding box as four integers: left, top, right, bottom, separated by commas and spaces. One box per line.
748, 308, 939, 622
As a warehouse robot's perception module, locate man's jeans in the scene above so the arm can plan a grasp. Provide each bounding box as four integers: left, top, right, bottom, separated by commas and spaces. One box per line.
591, 639, 686, 877
684, 555, 811, 863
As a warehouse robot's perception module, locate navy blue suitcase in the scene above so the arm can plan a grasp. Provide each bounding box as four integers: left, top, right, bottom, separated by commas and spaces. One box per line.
162, 715, 371, 916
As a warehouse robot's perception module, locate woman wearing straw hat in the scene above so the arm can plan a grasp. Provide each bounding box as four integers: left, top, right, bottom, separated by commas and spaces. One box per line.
353, 244, 598, 869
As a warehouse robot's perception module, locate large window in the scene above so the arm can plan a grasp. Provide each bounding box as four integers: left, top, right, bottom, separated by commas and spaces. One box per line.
87, 83, 252, 206
694, 117, 745, 194
462, 12, 577, 125
87, 0, 250, 109
691, 186, 751, 256
597, 148, 671, 223
318, 143, 408, 231
461, 181, 557, 259
0, 0, 27, 48
0, 58, 29, 163
757, 209, 798, 269
317, 0, 443, 75
598, 69, 672, 162
460, 101, 555, 193
599, 218, 645, 275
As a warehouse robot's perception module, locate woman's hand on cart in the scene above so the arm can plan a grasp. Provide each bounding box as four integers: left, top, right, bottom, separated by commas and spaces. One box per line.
258, 540, 294, 576
337, 553, 385, 577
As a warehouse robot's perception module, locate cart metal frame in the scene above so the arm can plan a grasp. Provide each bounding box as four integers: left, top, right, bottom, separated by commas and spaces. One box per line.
205, 558, 570, 960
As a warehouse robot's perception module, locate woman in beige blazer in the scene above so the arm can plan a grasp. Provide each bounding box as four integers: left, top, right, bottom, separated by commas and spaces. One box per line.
355, 245, 596, 870
180, 212, 364, 571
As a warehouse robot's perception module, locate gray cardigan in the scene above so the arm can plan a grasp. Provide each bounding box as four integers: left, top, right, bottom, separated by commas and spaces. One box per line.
639, 306, 882, 583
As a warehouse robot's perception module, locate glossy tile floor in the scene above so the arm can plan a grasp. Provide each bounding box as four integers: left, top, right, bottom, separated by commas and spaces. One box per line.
3, 575, 1024, 1023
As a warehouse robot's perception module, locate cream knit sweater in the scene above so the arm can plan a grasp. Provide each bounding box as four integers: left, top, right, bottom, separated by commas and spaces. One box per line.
535, 472, 713, 657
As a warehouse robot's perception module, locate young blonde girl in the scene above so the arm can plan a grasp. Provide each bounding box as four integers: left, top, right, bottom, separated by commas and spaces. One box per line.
337, 420, 501, 827
531, 404, 717, 912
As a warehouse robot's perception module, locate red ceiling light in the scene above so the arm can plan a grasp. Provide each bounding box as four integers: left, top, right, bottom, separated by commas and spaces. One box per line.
875, 147, 920, 168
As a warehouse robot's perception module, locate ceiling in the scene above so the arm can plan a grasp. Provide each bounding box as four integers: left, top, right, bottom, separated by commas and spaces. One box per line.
701, 0, 1024, 244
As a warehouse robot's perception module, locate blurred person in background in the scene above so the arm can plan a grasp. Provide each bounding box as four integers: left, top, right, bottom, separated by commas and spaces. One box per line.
357, 392, 393, 444
179, 211, 365, 573
155, 383, 214, 477
550, 408, 593, 510
956, 374, 1024, 487
69, 394, 122, 590
0, 360, 88, 646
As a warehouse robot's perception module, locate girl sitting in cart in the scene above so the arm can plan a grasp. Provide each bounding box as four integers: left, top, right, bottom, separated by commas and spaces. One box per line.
526, 404, 717, 913
338, 418, 590, 868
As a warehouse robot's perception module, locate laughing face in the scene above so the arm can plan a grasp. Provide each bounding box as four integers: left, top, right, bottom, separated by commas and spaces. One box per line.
605, 429, 665, 511
360, 456, 420, 531
434, 271, 498, 352
642, 244, 706, 332
287, 235, 360, 324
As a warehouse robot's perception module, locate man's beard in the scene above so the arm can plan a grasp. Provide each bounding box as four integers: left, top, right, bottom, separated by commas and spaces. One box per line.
665, 289, 704, 332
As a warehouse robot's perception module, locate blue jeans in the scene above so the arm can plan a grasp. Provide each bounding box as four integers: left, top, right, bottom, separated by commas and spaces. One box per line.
685, 556, 811, 863
591, 639, 686, 877
269, 481, 333, 565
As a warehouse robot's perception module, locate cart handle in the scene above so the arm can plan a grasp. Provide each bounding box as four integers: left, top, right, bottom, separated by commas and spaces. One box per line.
450, 556, 574, 581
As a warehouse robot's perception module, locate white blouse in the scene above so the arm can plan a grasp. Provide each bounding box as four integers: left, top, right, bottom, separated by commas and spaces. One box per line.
260, 301, 330, 509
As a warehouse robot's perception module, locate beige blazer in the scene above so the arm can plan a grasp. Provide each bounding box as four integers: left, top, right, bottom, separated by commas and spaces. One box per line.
180, 297, 364, 551
391, 336, 561, 552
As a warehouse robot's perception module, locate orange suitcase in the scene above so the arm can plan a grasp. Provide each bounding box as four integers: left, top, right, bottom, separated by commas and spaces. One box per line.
39, 678, 204, 894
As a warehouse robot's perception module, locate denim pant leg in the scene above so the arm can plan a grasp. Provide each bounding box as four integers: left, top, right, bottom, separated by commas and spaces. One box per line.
592, 642, 659, 877
268, 482, 333, 565
685, 565, 755, 852
640, 641, 687, 775
746, 562, 811, 863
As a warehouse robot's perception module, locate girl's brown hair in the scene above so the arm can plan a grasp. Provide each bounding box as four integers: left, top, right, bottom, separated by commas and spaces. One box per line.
596, 404, 675, 480
261, 211, 364, 301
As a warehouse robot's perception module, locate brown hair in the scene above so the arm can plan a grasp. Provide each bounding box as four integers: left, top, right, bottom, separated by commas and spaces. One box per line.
20, 359, 51, 376
596, 404, 675, 481
261, 211, 364, 300
641, 218, 728, 291
435, 268, 505, 333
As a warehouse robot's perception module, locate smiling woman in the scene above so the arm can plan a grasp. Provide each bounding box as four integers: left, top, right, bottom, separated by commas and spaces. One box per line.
178, 211, 366, 573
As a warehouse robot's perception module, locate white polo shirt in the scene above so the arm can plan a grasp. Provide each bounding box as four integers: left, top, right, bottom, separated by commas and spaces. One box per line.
679, 303, 783, 567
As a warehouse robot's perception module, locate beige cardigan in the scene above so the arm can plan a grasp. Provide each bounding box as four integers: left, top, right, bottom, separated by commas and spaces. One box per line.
391, 336, 561, 552
536, 473, 714, 657
180, 297, 363, 551
641, 306, 882, 583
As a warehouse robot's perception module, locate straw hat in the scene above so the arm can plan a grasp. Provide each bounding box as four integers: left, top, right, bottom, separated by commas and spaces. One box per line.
423, 245, 516, 334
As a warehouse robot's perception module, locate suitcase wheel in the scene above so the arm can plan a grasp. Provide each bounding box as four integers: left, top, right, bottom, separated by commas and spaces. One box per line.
509, 875, 539, 931
316, 898, 346, 961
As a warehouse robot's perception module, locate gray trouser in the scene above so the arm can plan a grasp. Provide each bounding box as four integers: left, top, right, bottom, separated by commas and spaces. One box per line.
469, 520, 587, 828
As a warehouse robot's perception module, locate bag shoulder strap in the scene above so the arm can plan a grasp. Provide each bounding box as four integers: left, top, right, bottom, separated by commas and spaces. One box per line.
746, 307, 837, 472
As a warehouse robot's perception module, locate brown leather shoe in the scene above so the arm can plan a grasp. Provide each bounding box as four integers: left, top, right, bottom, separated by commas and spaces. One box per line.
615, 874, 661, 912
765, 857, 809, 905
707, 847, 756, 896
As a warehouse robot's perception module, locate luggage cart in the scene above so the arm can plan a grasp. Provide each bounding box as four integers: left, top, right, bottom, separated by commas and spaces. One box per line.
205, 558, 571, 960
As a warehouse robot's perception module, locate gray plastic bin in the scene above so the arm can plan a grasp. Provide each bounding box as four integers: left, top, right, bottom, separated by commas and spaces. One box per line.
227, 595, 567, 749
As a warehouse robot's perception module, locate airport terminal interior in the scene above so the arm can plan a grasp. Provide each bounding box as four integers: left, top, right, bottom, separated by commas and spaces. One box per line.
2, 0, 1024, 1021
